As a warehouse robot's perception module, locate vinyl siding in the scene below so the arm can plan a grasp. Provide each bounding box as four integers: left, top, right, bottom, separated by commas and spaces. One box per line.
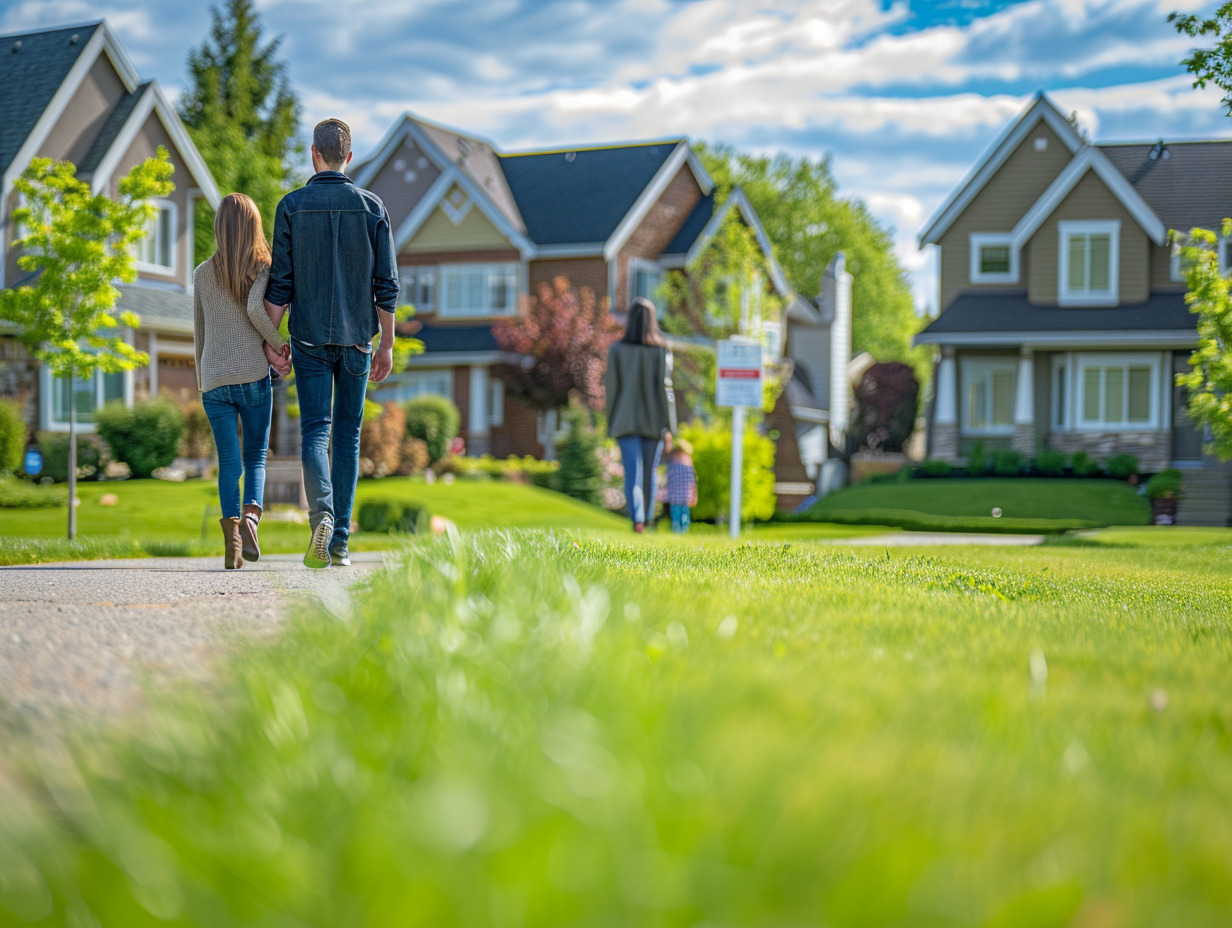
404, 193, 511, 252
38, 54, 126, 167
365, 141, 441, 232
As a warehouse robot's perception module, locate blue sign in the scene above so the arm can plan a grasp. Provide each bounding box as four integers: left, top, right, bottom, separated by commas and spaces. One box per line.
24, 448, 42, 476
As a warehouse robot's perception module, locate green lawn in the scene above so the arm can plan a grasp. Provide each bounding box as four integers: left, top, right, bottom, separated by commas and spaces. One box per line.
2, 530, 1230, 926
798, 477, 1151, 533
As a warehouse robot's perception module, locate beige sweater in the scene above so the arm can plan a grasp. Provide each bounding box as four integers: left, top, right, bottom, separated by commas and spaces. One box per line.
192, 261, 287, 393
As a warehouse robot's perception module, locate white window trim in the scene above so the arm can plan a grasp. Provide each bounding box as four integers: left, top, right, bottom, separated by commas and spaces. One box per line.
1051, 353, 1070, 431
134, 198, 178, 276
39, 364, 134, 432
960, 357, 1017, 436
1169, 240, 1183, 283
439, 262, 519, 319
969, 233, 1018, 284
628, 257, 665, 302
1058, 219, 1119, 307
1219, 237, 1232, 276
1073, 351, 1161, 432
398, 264, 438, 313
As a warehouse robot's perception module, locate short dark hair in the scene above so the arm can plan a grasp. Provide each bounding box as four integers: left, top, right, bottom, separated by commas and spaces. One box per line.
313, 118, 351, 167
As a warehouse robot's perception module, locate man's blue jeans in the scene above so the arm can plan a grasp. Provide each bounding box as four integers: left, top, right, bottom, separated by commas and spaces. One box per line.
617, 434, 663, 526
292, 341, 370, 544
202, 376, 272, 520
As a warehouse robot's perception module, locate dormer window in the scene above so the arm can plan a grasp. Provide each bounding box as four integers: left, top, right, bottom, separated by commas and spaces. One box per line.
1058, 220, 1118, 306
969, 234, 1017, 284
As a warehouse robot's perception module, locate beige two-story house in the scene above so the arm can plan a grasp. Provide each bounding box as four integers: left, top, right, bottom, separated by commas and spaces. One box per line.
0, 21, 220, 436
916, 93, 1231, 522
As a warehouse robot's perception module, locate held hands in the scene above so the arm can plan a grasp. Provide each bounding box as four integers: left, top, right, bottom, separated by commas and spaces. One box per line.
265, 342, 291, 376
369, 343, 394, 383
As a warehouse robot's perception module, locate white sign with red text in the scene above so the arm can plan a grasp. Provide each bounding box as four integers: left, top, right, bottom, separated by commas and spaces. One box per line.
716, 337, 763, 409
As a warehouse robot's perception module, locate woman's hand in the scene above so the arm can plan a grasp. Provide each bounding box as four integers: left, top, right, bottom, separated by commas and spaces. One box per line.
264, 342, 291, 376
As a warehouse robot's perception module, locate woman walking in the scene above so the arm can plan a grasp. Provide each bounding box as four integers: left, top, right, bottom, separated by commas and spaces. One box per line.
604, 297, 675, 533
192, 193, 288, 569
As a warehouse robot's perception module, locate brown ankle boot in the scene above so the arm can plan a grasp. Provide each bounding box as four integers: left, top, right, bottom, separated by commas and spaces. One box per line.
240, 503, 262, 562
220, 517, 243, 569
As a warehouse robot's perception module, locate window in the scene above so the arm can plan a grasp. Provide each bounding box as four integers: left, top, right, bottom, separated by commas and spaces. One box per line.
969, 234, 1018, 284
135, 200, 177, 274
382, 369, 453, 404
440, 263, 517, 317
1076, 354, 1158, 430
398, 266, 437, 312
761, 320, 783, 359
43, 369, 126, 430
1058, 220, 1118, 305
630, 260, 664, 306
489, 378, 504, 428
961, 358, 1016, 435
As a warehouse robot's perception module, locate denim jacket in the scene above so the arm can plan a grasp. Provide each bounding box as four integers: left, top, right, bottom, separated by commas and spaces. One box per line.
265, 171, 399, 347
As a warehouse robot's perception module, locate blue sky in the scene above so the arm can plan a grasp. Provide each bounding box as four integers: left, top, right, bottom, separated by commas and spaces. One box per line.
2, 0, 1229, 310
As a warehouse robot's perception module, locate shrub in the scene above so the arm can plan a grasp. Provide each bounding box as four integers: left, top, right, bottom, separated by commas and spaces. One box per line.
553, 408, 604, 505
1033, 449, 1067, 477
172, 393, 214, 461
0, 399, 26, 474
917, 458, 952, 478
396, 437, 430, 477
404, 395, 460, 465
965, 442, 988, 476
679, 418, 776, 523
95, 398, 183, 478
36, 431, 103, 483
851, 362, 919, 453
0, 474, 65, 508
991, 449, 1026, 477
356, 497, 427, 534
1070, 450, 1099, 477
1104, 453, 1139, 480
359, 402, 406, 478
1145, 468, 1185, 500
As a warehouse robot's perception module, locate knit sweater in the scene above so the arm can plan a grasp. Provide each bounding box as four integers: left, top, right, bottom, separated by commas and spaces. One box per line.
192, 261, 287, 393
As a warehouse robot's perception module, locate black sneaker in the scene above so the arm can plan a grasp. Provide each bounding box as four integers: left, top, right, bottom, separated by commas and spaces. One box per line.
329, 541, 351, 567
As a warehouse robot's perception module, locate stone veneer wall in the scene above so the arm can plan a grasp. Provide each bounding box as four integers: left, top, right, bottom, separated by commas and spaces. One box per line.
1047, 430, 1170, 472
0, 337, 38, 435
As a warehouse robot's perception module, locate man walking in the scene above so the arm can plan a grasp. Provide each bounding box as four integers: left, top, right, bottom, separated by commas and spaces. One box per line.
263, 118, 398, 568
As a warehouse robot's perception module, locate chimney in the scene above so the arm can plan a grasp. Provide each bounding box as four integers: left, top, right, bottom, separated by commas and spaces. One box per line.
821, 252, 852, 448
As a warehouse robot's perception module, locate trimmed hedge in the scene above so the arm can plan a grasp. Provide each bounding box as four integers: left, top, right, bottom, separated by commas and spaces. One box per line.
0, 399, 25, 475
95, 398, 183, 478
36, 431, 103, 483
357, 497, 428, 534
0, 474, 65, 508
404, 395, 460, 465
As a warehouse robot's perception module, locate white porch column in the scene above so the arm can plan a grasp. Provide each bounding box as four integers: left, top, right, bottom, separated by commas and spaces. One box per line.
1012, 347, 1035, 454
148, 331, 159, 398
932, 347, 959, 461
468, 365, 489, 456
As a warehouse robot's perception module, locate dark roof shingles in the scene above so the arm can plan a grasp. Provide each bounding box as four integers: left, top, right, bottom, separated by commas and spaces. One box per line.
79, 81, 151, 174
0, 23, 101, 175
1099, 141, 1232, 233
919, 290, 1196, 337
413, 321, 499, 354
664, 192, 714, 255
500, 142, 679, 245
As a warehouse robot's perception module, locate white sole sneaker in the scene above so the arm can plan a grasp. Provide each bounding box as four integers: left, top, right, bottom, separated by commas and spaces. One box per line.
304, 517, 334, 569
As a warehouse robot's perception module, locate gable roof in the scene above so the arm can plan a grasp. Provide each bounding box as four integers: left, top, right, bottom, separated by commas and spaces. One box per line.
1099, 140, 1232, 233
0, 22, 104, 177
78, 80, 152, 174
663, 192, 714, 255
500, 141, 681, 245
919, 92, 1084, 247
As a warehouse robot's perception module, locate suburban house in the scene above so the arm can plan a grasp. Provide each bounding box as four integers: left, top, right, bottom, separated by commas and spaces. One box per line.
352, 112, 851, 498
0, 21, 220, 436
916, 92, 1231, 525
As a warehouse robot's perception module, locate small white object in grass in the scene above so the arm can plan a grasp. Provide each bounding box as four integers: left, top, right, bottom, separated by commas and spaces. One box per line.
716, 614, 738, 639
992, 506, 1003, 518
666, 621, 689, 649
1150, 688, 1169, 712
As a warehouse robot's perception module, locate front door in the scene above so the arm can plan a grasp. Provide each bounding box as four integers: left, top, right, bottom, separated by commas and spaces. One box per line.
1172, 351, 1204, 462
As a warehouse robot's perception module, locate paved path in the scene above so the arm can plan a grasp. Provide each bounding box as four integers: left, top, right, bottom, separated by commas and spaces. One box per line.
0, 553, 384, 734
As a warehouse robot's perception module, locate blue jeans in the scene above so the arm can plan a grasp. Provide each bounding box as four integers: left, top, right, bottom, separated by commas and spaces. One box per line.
617, 435, 663, 526
292, 340, 370, 544
202, 376, 272, 520
670, 504, 691, 533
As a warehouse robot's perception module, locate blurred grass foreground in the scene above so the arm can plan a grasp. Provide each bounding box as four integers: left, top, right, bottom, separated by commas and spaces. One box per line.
2, 530, 1231, 926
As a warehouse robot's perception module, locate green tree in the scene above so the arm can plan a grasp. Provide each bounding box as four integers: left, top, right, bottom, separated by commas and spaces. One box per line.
0, 152, 175, 537
1171, 3, 1232, 113
1176, 223, 1232, 459
179, 0, 301, 258
697, 143, 926, 379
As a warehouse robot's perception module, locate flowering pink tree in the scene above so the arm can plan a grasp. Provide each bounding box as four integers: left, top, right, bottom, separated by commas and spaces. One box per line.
494, 276, 621, 412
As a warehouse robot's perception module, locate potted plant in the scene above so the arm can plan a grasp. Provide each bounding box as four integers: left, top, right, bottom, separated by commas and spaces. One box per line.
1145, 468, 1185, 525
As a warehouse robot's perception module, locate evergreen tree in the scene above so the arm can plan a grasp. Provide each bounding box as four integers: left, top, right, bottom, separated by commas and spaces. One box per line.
179, 0, 301, 258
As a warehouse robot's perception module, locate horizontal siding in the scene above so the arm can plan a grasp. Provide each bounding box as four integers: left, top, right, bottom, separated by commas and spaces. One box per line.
405, 195, 511, 252
529, 258, 608, 305
365, 141, 441, 232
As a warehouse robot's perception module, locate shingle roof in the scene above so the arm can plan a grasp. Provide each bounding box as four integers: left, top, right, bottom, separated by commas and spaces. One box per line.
413, 321, 499, 354
117, 283, 192, 325
919, 290, 1196, 338
0, 22, 101, 176
416, 119, 526, 235
499, 141, 680, 245
78, 80, 152, 174
663, 192, 714, 255
1099, 141, 1232, 233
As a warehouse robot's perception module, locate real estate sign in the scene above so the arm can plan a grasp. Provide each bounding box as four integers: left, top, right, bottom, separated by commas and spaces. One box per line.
716, 338, 763, 409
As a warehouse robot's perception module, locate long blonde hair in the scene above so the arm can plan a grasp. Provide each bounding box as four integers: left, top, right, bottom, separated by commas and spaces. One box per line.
212, 193, 271, 306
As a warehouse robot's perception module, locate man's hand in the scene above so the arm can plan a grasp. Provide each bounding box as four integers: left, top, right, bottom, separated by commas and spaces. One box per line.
370, 343, 394, 383
265, 342, 291, 376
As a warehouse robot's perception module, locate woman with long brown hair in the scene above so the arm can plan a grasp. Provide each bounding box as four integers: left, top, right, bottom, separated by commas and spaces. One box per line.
604, 296, 675, 532
192, 193, 288, 569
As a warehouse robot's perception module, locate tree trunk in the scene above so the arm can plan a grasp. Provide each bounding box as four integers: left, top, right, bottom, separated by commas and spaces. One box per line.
68, 372, 77, 541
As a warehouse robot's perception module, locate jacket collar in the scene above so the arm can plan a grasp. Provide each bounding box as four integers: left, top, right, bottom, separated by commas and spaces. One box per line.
306, 171, 354, 186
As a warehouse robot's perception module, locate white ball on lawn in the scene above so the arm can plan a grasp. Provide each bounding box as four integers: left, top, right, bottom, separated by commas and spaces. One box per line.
991, 507, 1002, 518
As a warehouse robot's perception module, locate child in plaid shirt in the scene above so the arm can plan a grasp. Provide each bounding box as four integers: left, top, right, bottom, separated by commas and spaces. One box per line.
664, 438, 697, 533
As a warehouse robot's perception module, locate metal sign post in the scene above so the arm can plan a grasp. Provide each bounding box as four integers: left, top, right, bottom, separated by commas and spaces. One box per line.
715, 338, 763, 540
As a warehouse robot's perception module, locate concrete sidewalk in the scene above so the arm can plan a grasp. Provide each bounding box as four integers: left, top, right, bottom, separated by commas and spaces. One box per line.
0, 553, 385, 730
